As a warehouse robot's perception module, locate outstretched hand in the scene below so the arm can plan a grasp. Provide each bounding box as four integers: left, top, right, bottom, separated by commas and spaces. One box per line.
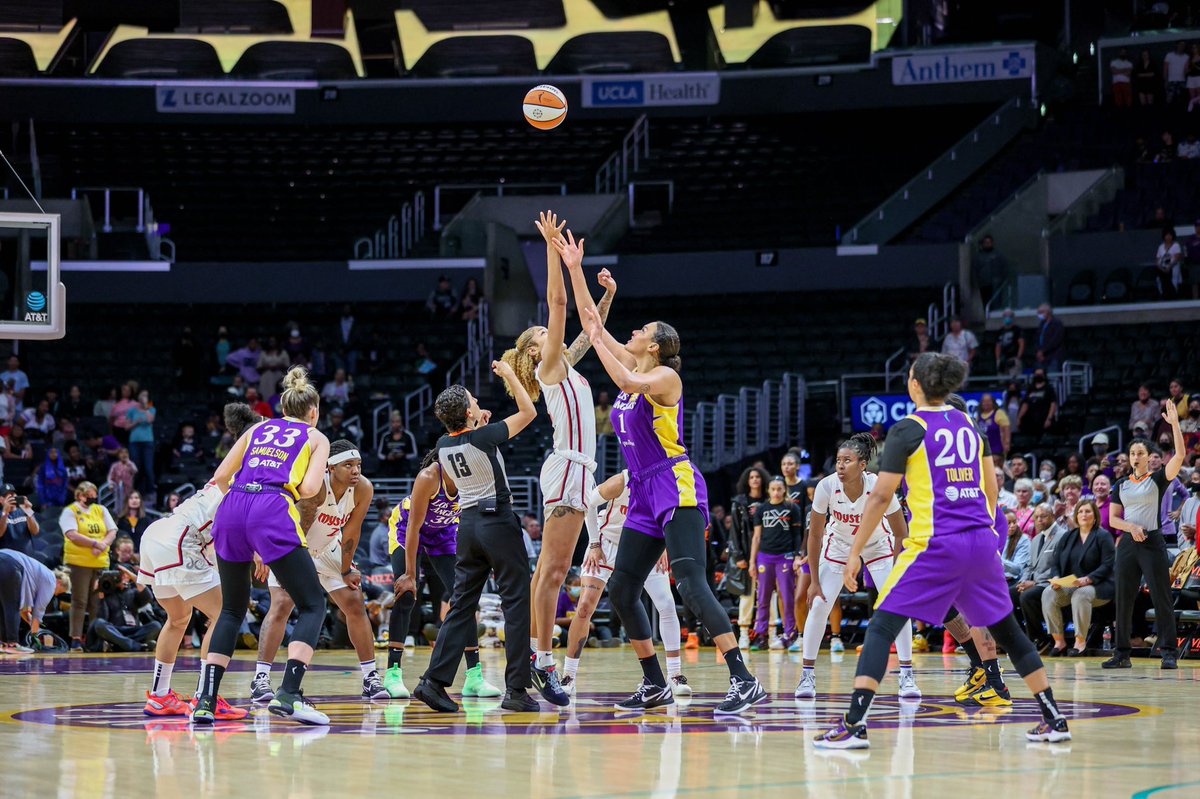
581, 306, 605, 344
597, 268, 616, 295
1162, 400, 1180, 427
552, 229, 585, 271
535, 210, 566, 246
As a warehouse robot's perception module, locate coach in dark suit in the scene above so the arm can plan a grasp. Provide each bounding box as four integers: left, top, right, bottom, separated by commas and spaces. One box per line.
1040, 499, 1115, 656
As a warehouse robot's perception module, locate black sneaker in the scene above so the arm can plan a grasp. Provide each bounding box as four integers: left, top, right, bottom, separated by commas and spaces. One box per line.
1025, 716, 1071, 743
530, 659, 570, 707
500, 689, 540, 712
413, 678, 459, 713
1161, 653, 1178, 670
250, 674, 275, 704
1100, 654, 1132, 669
191, 694, 216, 726
362, 671, 390, 700
714, 676, 769, 716
614, 679, 674, 712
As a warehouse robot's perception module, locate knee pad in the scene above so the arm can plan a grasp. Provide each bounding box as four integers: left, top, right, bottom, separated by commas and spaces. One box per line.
396, 591, 416, 613
988, 614, 1040, 677
607, 571, 641, 613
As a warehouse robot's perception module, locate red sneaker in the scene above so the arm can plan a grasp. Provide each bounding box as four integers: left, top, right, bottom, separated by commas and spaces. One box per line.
188, 694, 249, 720
942, 630, 958, 654
144, 690, 191, 717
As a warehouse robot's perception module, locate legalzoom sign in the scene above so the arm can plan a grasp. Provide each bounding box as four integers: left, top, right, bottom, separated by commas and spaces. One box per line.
156, 85, 297, 114
582, 74, 719, 108
891, 47, 1034, 86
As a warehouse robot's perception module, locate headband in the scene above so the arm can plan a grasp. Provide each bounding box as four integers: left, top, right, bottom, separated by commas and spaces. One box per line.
329, 449, 361, 466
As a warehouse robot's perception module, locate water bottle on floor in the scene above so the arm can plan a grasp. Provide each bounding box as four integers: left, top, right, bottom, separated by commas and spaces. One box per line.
1102, 626, 1112, 651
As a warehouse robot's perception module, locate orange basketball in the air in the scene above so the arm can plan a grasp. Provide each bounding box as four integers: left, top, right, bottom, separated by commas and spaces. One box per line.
523, 84, 567, 130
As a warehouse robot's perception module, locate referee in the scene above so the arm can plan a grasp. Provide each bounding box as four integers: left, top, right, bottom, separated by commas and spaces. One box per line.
414, 360, 539, 713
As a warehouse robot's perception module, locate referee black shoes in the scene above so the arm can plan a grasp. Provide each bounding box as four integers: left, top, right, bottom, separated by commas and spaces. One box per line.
414, 678, 459, 713
501, 689, 540, 712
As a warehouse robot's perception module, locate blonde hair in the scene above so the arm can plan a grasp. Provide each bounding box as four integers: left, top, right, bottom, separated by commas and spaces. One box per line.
75, 481, 98, 500
280, 365, 320, 418
499, 327, 542, 402
54, 567, 71, 594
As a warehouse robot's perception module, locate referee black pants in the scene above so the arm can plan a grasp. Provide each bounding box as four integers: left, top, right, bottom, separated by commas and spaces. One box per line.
0, 556, 23, 643
423, 507, 531, 691
1114, 530, 1176, 656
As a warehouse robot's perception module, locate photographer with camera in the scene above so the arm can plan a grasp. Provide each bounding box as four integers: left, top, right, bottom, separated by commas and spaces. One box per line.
0, 484, 41, 561
87, 561, 161, 652
59, 482, 118, 651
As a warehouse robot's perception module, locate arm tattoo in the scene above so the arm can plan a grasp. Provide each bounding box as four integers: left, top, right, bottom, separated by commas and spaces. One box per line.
297, 498, 321, 533
565, 289, 614, 367
636, 383, 652, 394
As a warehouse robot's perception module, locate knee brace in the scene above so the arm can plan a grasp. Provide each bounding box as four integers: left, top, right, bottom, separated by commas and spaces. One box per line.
608, 570, 653, 640
987, 613, 1041, 677
855, 610, 910, 682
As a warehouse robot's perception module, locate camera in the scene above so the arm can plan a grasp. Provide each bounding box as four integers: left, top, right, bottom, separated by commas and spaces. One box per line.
97, 569, 124, 594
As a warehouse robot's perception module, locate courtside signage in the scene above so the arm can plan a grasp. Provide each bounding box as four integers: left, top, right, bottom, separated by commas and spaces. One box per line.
892, 46, 1034, 86
852, 392, 987, 432
156, 84, 297, 114
583, 74, 719, 108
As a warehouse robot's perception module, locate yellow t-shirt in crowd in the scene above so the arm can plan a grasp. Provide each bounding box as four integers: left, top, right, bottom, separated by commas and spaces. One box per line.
61, 502, 116, 569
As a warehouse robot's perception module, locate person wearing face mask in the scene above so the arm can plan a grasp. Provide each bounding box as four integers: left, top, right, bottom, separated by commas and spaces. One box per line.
1180, 398, 1200, 447
1038, 460, 1058, 495
1034, 304, 1065, 372
993, 309, 1025, 378
59, 481, 118, 651
1018, 371, 1057, 438
1148, 450, 1189, 549
1178, 472, 1200, 557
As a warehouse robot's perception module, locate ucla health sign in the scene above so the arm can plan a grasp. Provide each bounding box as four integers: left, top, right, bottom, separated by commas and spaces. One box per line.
583, 74, 720, 108
851, 392, 987, 432
891, 46, 1034, 86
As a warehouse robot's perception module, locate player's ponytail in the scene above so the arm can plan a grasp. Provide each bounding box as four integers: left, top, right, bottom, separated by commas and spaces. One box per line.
280, 365, 320, 419
500, 327, 542, 402
421, 449, 439, 470
223, 402, 260, 439
841, 432, 877, 464
652, 321, 681, 372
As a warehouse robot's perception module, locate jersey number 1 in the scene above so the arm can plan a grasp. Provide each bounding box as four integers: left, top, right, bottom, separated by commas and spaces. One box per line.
448, 452, 472, 479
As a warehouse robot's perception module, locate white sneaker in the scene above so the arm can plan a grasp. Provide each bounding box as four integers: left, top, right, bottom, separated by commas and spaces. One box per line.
560, 673, 576, 697
787, 637, 802, 653
738, 631, 750, 650
795, 670, 817, 699
897, 670, 922, 699
404, 635, 416, 648
268, 690, 330, 726
670, 674, 693, 697
829, 637, 845, 654
769, 637, 784, 650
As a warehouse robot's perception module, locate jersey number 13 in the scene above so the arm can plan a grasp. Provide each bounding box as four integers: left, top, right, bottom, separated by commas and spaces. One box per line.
447, 452, 472, 479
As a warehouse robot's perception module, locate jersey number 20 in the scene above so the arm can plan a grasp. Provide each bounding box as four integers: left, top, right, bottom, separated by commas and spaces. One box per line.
448, 453, 472, 479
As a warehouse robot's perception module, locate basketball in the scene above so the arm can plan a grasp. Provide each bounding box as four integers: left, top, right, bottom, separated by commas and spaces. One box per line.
523, 84, 567, 130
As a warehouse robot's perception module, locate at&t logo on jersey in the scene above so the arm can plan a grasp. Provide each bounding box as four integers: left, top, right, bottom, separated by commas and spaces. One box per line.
247, 457, 261, 468
944, 485, 983, 502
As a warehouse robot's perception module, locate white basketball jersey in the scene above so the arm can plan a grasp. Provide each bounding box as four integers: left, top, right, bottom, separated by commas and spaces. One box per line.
598, 471, 631, 545
811, 472, 901, 547
172, 483, 225, 545
537, 360, 596, 460
308, 475, 355, 552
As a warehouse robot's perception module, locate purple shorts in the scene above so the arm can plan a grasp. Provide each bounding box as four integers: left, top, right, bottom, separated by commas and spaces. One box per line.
213, 489, 306, 565
875, 532, 1013, 627
624, 459, 709, 538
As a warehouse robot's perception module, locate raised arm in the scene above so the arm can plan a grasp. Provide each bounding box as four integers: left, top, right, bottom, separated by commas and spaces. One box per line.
581, 305, 681, 402
1163, 401, 1186, 481
556, 231, 636, 370
493, 360, 537, 438
535, 210, 569, 385
565, 270, 616, 368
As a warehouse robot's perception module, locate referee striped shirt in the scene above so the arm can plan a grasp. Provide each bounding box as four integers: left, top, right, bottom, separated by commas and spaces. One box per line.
436, 422, 512, 510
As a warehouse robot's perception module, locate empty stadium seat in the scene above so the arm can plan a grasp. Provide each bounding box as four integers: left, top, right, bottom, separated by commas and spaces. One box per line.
1066, 269, 1095, 305
0, 0, 62, 30
708, 0, 886, 67
1101, 267, 1132, 302
411, 36, 538, 78
92, 38, 224, 79
231, 40, 357, 80
178, 0, 293, 34
0, 37, 38, 77
746, 24, 871, 67
405, 0, 567, 31
546, 31, 675, 74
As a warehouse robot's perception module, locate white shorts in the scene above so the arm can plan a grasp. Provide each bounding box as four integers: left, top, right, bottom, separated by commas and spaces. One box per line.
820, 533, 895, 567
581, 535, 671, 596
268, 539, 347, 594
137, 518, 220, 601
541, 452, 597, 513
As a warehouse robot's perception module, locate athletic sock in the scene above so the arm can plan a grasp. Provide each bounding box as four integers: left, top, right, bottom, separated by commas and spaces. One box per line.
151, 660, 174, 697
360, 660, 377, 679
666, 656, 682, 679
961, 637, 983, 669
723, 647, 753, 682
845, 687, 876, 726
530, 637, 538, 654
280, 659, 307, 695
255, 661, 272, 680
200, 662, 226, 700
465, 649, 480, 669
639, 655, 667, 687
802, 665, 815, 676
1034, 687, 1064, 722
387, 647, 404, 669
899, 663, 913, 676
535, 650, 555, 669
564, 656, 580, 678
195, 658, 207, 697
983, 659, 1004, 687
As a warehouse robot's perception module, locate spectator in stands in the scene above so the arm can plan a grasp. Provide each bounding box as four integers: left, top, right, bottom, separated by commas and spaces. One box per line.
1150, 449, 1189, 547
0, 381, 15, 429
61, 481, 117, 651
993, 310, 1025, 377
366, 501, 392, 571
729, 466, 769, 648
1013, 478, 1038, 536
226, 338, 262, 386
1015, 503, 1066, 645
378, 411, 417, 478
256, 336, 291, 398
0, 356, 29, 412
0, 485, 40, 558
1018, 369, 1057, 438
363, 331, 387, 376
941, 317, 978, 374
107, 448, 137, 509
1130, 384, 1161, 440
1178, 132, 1200, 159
213, 325, 232, 374
111, 535, 137, 568
1154, 132, 1176, 164
997, 467, 1018, 511
974, 393, 1010, 465
1001, 379, 1023, 422
595, 390, 614, 436
171, 423, 205, 469
126, 390, 156, 499
87, 564, 160, 653
117, 491, 151, 552
1111, 48, 1134, 108
1041, 499, 1115, 657
1155, 227, 1184, 299
1001, 509, 1031, 583
1039, 459, 1058, 495
904, 318, 931, 365
460, 277, 484, 322
1181, 396, 1200, 450
309, 338, 331, 381
1056, 475, 1085, 530
1059, 454, 1084, 483
1007, 455, 1029, 491
21, 399, 54, 440
1165, 41, 1190, 107
63, 443, 88, 492
426, 275, 459, 319
1162, 378, 1190, 419
333, 305, 361, 375
91, 387, 115, 422
109, 383, 137, 446
244, 387, 272, 420
61, 385, 87, 426
1091, 473, 1114, 531
285, 327, 307, 362
5, 421, 32, 462
1180, 471, 1200, 545
973, 235, 1007, 305
320, 368, 354, 408
1134, 50, 1158, 106
1034, 304, 1065, 371
321, 407, 361, 447
0, 551, 67, 652
522, 515, 542, 566
163, 492, 181, 513
36, 447, 69, 508
414, 343, 438, 388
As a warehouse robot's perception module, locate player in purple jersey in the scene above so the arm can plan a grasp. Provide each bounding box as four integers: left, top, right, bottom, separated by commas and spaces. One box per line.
193, 366, 332, 726
814, 355, 1069, 749
557, 231, 766, 717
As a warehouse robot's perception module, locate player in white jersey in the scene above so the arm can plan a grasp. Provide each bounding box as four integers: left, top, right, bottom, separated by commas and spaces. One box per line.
796, 433, 921, 700
252, 439, 384, 701
500, 210, 616, 705
559, 470, 691, 698
138, 403, 259, 720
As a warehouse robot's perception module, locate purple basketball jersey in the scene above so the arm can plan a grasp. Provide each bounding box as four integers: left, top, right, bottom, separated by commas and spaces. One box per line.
236, 417, 313, 498
390, 467, 459, 557
904, 407, 992, 544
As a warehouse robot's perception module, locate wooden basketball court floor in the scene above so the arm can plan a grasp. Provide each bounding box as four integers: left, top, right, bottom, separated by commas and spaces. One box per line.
1, 647, 1195, 798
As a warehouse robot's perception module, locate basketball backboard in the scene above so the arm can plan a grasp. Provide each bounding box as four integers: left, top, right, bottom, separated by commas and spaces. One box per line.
0, 212, 66, 340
